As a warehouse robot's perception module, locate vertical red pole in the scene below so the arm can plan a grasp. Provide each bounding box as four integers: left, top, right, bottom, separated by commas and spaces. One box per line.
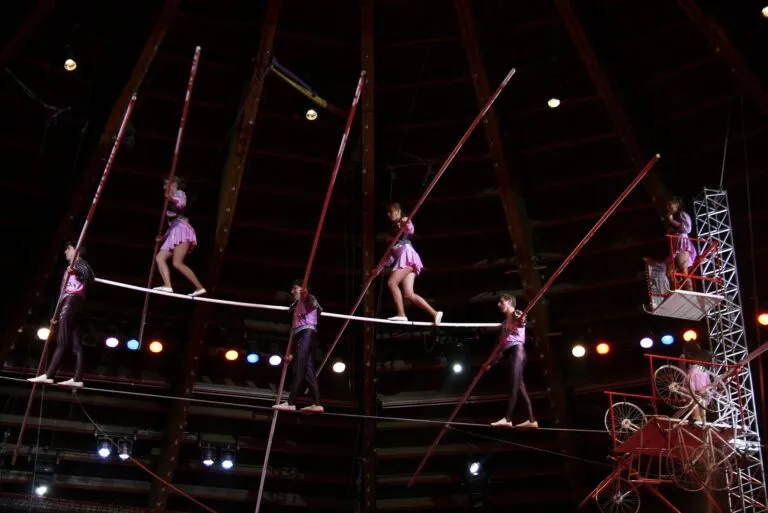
407, 154, 661, 486
138, 46, 202, 345
316, 67, 518, 376
13, 95, 138, 464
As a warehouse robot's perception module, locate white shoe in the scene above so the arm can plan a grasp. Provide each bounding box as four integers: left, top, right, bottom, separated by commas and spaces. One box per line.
189, 288, 206, 297
272, 402, 296, 412
490, 417, 513, 428
58, 378, 84, 388
515, 420, 539, 429
27, 375, 53, 384
153, 286, 173, 293
301, 404, 324, 414
388, 316, 408, 322
434, 311, 443, 325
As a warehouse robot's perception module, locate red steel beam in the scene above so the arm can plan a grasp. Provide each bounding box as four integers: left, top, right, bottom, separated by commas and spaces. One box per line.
361, 2, 376, 513
453, 0, 582, 494
147, 1, 282, 511
0, 0, 181, 359
677, 0, 768, 114
554, 0, 670, 216
0, 0, 57, 67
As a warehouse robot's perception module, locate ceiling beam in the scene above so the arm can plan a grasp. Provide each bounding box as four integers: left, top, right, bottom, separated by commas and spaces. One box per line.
453, 0, 584, 498
553, 0, 670, 216
677, 0, 768, 113
0, 0, 57, 67
148, 2, 282, 511
0, 0, 182, 359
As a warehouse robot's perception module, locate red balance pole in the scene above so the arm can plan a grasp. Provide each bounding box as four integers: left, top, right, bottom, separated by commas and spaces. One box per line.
252, 70, 366, 513
137, 46, 201, 346
316, 67, 518, 376
12, 95, 138, 464
406, 154, 661, 486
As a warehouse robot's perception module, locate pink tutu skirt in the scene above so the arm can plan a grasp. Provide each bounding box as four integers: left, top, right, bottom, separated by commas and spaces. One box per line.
161, 217, 197, 252
390, 243, 423, 275
669, 234, 697, 268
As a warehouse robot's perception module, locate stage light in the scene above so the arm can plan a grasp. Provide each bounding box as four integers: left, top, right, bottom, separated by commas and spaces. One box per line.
37, 327, 50, 340
306, 108, 318, 121
571, 344, 586, 358
661, 334, 675, 346
126, 339, 140, 351
220, 447, 235, 470
246, 353, 260, 364
332, 361, 346, 373
105, 336, 119, 348
452, 362, 463, 374
117, 438, 132, 461
762, 6, 768, 18
758, 312, 768, 326
682, 329, 698, 342
640, 337, 654, 349
64, 58, 76, 71
596, 342, 610, 355
34, 481, 49, 497
268, 354, 282, 366
225, 350, 239, 361
547, 98, 561, 108
96, 437, 111, 459
149, 341, 163, 353
468, 461, 480, 476
201, 443, 216, 467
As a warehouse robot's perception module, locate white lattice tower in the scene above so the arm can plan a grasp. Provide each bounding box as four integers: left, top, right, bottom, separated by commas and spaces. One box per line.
693, 188, 767, 512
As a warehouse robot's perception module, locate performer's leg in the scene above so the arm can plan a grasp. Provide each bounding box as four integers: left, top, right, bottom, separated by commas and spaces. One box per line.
287, 331, 312, 404
172, 243, 204, 291
387, 269, 410, 318
400, 273, 439, 319
518, 381, 535, 422
505, 346, 524, 420
45, 298, 76, 379
303, 332, 321, 405
156, 250, 173, 288
675, 251, 691, 290
72, 322, 84, 383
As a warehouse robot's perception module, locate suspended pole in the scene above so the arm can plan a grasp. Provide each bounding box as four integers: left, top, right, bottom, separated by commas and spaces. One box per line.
407, 154, 661, 486
137, 46, 201, 346
316, 67, 518, 376
253, 70, 366, 513
12, 95, 138, 464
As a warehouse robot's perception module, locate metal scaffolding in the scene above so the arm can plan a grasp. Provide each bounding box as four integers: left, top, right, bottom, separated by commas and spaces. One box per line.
693, 188, 767, 512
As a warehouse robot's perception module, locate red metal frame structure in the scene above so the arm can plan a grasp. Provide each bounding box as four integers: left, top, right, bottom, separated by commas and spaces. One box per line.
408, 155, 661, 486
252, 70, 365, 513
12, 95, 138, 464
138, 46, 201, 346
316, 66, 518, 376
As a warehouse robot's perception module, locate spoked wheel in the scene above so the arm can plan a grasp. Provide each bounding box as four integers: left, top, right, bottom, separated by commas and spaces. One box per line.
689, 372, 729, 414
694, 443, 736, 491
604, 402, 647, 444
654, 365, 693, 408
595, 477, 640, 513
667, 444, 705, 492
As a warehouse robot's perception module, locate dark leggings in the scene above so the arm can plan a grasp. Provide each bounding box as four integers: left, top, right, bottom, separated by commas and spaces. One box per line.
505, 344, 534, 422
46, 295, 84, 381
288, 329, 320, 405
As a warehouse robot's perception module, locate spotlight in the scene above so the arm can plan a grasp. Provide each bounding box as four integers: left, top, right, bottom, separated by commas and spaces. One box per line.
220, 447, 235, 470
661, 334, 675, 346
117, 438, 132, 461
149, 340, 163, 353
571, 344, 586, 358
468, 461, 480, 476
37, 327, 50, 340
96, 437, 111, 459
126, 339, 140, 351
762, 6, 768, 18
64, 58, 76, 71
268, 354, 282, 366
640, 337, 654, 349
305, 108, 318, 121
547, 98, 561, 108
452, 362, 463, 374
201, 443, 216, 467
105, 336, 120, 348
34, 480, 49, 497
758, 312, 768, 326
332, 361, 346, 373
682, 329, 698, 342
596, 342, 610, 355
225, 350, 239, 361
246, 353, 260, 364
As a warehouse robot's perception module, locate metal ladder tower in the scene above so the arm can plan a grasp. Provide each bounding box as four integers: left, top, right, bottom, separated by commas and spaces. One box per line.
693, 188, 767, 512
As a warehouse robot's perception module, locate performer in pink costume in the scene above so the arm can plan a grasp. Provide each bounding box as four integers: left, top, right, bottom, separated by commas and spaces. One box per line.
491, 294, 538, 429
153, 177, 205, 296
379, 202, 442, 324
665, 196, 697, 291
683, 343, 712, 422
